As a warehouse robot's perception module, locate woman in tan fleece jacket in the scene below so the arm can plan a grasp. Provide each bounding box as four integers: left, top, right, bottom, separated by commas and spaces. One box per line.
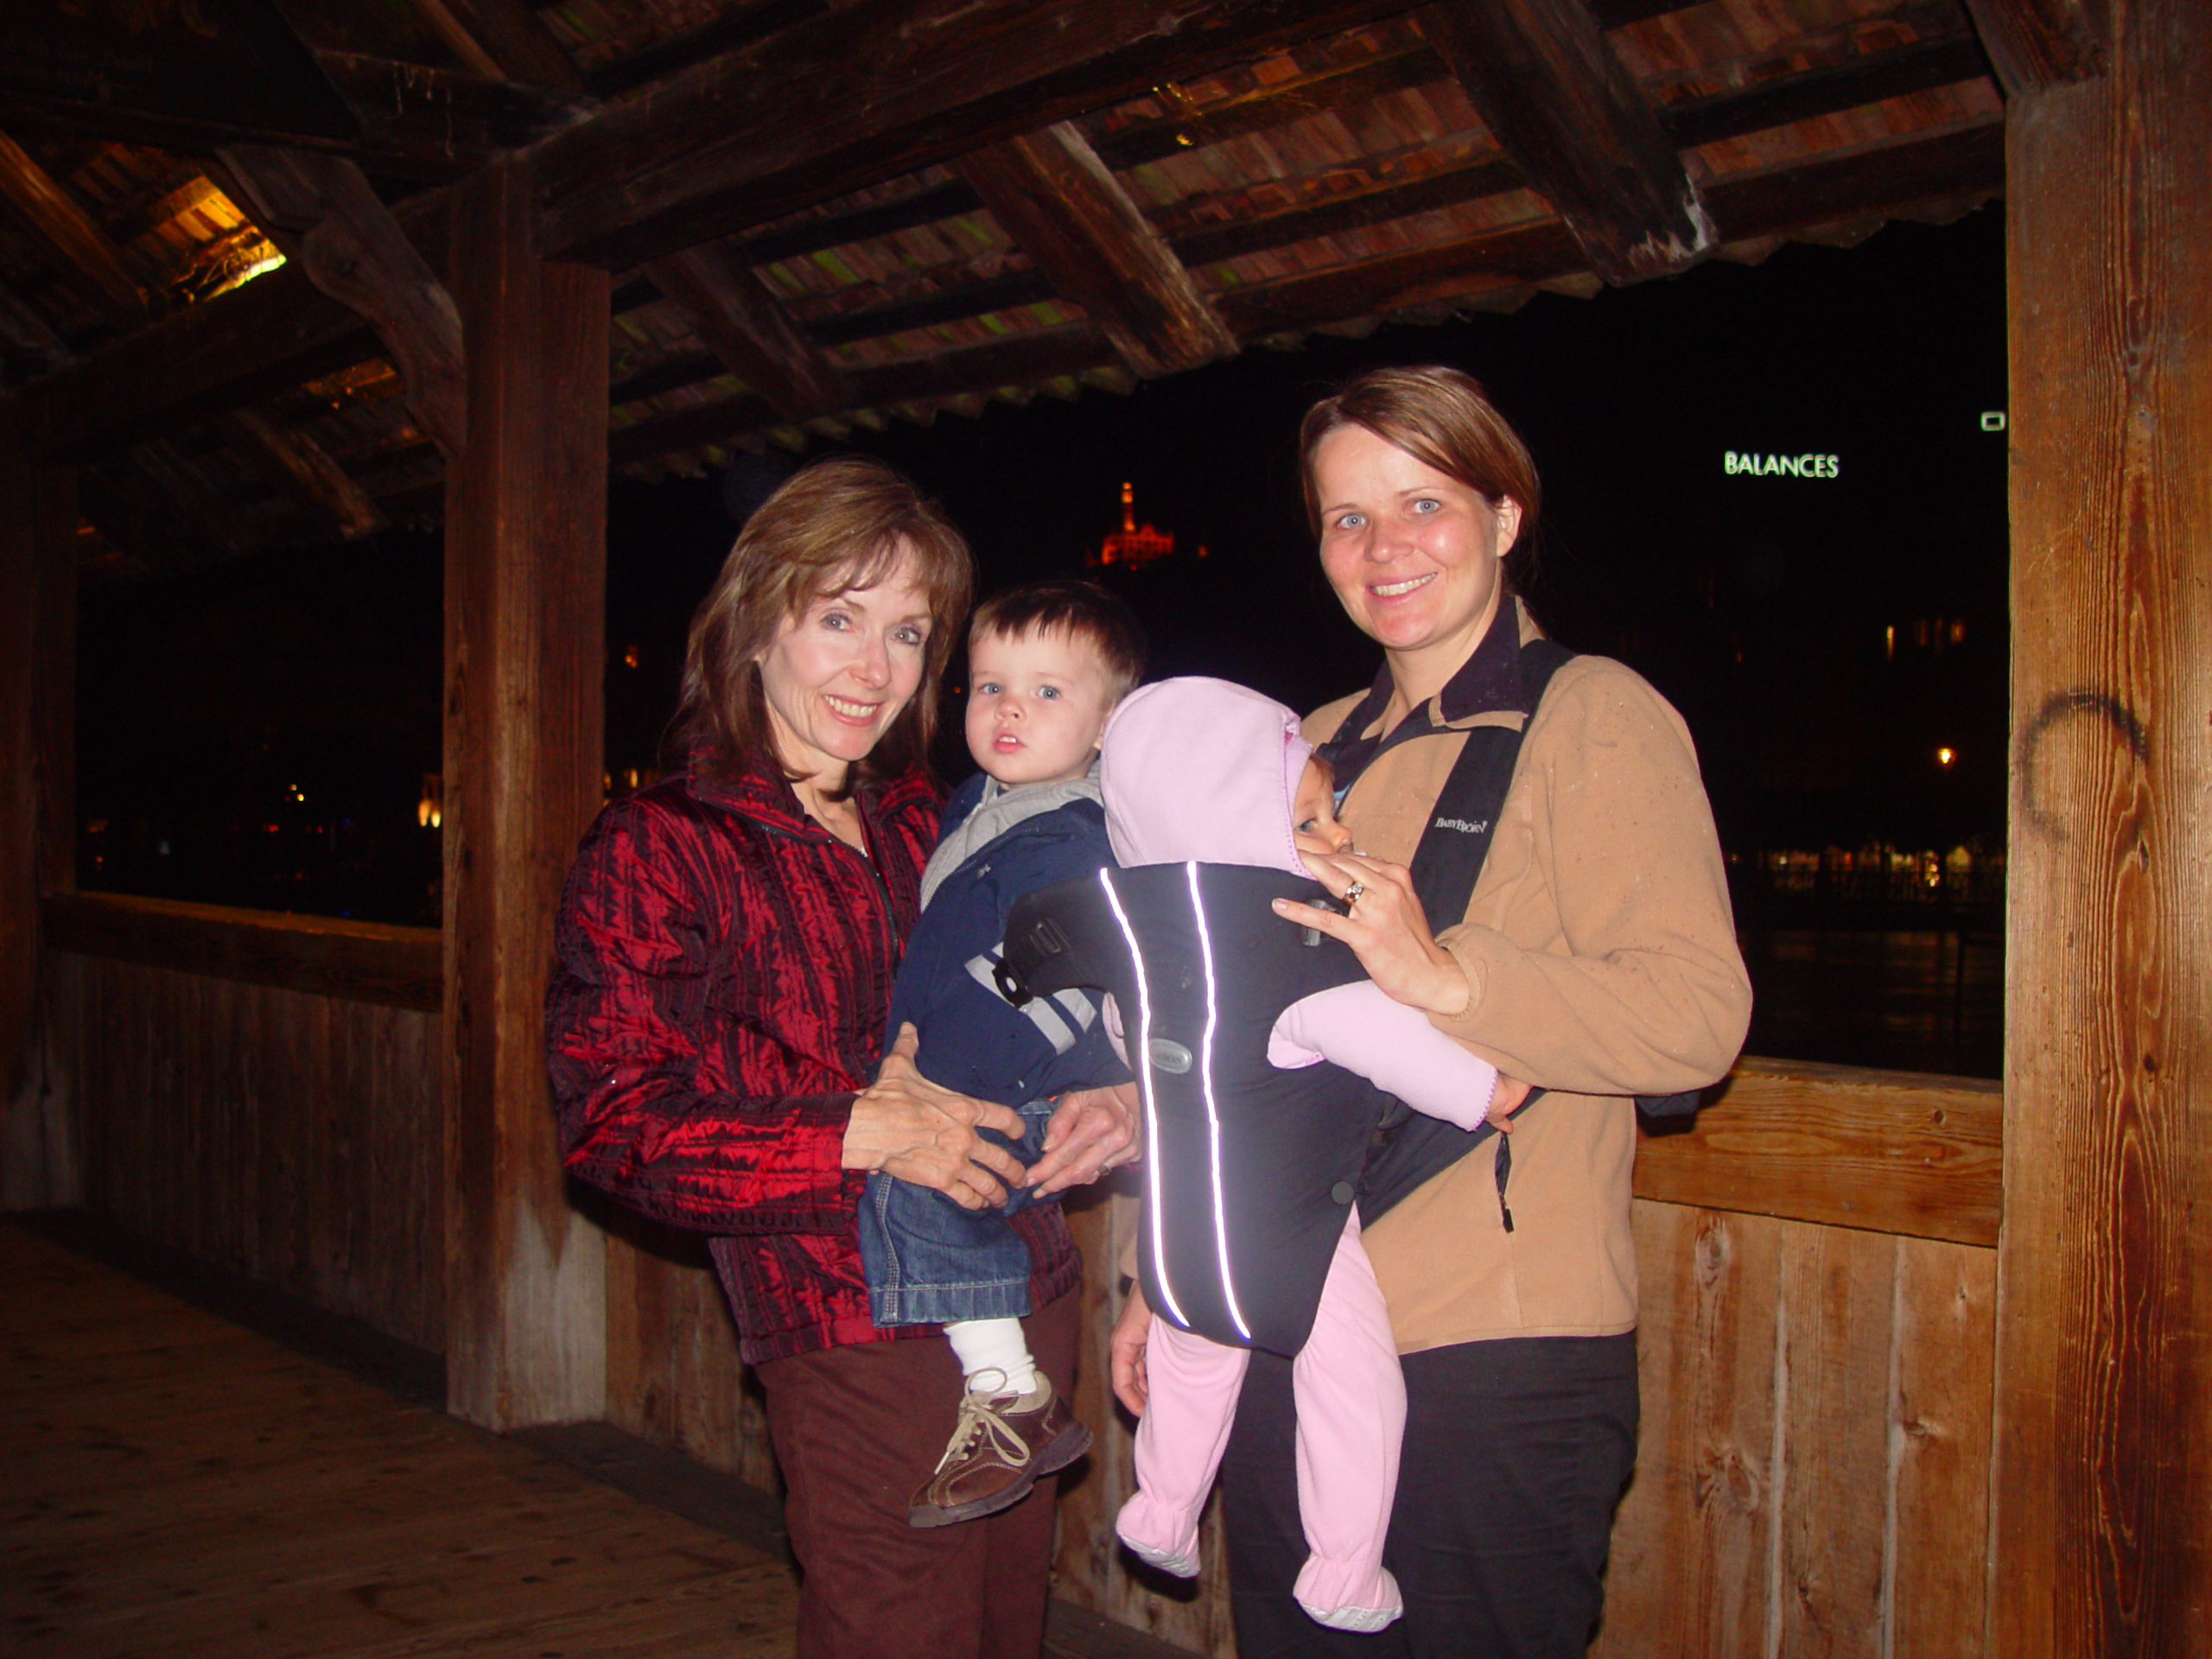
1110, 365, 1751, 1656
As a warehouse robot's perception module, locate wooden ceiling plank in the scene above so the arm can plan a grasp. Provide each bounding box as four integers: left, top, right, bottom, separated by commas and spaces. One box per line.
1093, 44, 1450, 171
957, 123, 1236, 378
222, 408, 387, 540
0, 57, 568, 187
639, 245, 845, 421
529, 0, 1427, 269
1170, 154, 1524, 266
13, 184, 453, 463
804, 270, 1060, 349
1662, 35, 1995, 151
414, 0, 589, 93
588, 0, 830, 100
728, 181, 985, 269
1214, 118, 2001, 337
1961, 0, 2105, 96
609, 323, 1118, 467
220, 147, 467, 462
1417, 0, 1713, 283
0, 130, 149, 319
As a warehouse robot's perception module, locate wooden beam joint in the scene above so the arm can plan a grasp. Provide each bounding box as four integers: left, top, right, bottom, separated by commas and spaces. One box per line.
221, 146, 467, 461
957, 123, 1236, 379
1419, 0, 1714, 283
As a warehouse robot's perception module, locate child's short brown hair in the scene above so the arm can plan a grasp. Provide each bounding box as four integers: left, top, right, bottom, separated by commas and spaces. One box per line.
969, 579, 1147, 704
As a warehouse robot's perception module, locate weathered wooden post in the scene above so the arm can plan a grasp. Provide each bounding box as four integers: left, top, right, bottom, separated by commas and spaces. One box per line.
1997, 0, 2212, 1648
0, 407, 79, 1211
442, 156, 611, 1429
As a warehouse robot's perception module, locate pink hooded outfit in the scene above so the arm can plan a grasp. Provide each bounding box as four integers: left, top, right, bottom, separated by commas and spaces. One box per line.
1001, 677, 1500, 1631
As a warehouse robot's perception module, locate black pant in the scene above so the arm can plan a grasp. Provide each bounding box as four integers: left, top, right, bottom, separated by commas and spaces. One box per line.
1221, 1332, 1639, 1658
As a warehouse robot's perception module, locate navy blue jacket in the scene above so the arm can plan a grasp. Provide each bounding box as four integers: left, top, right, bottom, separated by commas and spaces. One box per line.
882, 772, 1128, 1106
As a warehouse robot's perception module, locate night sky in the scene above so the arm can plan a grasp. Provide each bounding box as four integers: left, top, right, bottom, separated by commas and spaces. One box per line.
81, 204, 2010, 944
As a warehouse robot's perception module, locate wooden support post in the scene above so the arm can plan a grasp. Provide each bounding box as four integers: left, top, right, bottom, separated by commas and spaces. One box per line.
1996, 0, 2212, 1649
442, 156, 608, 1430
0, 402, 79, 1209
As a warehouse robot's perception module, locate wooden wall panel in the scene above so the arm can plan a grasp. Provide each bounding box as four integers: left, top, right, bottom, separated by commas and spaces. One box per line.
602, 1221, 779, 1496
1597, 1203, 1994, 1659
1052, 1181, 1236, 1657
48, 950, 445, 1353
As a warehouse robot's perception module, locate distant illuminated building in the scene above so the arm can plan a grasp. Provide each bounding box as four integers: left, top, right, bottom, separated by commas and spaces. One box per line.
1092, 481, 1176, 571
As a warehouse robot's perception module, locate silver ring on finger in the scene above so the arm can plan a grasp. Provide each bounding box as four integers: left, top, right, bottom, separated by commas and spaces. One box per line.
1342, 880, 1366, 908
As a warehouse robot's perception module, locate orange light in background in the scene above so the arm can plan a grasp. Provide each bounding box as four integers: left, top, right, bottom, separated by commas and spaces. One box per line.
1937, 747, 1956, 767
417, 774, 443, 830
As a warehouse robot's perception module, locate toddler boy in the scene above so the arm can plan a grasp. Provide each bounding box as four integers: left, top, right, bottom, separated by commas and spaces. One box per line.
857, 578, 1144, 1527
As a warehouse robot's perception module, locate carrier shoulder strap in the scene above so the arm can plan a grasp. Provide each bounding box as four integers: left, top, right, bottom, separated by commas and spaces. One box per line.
1336, 641, 1695, 1226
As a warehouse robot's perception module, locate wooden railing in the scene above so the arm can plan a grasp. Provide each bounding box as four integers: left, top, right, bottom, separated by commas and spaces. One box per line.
44, 889, 2003, 1656
41, 893, 446, 1352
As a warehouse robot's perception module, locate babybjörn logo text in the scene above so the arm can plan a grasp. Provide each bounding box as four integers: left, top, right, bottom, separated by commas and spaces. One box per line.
1433, 816, 1490, 835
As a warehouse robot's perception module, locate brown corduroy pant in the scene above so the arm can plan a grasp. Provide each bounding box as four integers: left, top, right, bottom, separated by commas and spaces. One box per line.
755, 1287, 1082, 1659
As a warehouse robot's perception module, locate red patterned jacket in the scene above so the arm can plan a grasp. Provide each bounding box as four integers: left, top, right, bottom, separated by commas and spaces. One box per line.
546, 756, 1080, 1365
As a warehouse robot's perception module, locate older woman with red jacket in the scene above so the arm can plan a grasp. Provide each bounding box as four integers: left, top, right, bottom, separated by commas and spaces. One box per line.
547, 457, 1132, 1659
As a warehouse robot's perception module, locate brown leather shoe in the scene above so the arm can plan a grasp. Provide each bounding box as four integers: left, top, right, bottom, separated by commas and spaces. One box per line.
908, 1369, 1091, 1529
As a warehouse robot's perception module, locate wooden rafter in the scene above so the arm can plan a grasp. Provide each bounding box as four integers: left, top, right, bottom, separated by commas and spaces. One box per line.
220, 147, 467, 462
0, 57, 575, 188
312, 53, 586, 180
411, 0, 588, 94
958, 124, 1236, 379
222, 408, 385, 541
1417, 0, 1713, 283
639, 246, 845, 422
1961, 0, 2105, 96
0, 126, 388, 550
588, 0, 827, 99
0, 130, 149, 318
528, 0, 1427, 268
606, 117, 2001, 468
607, 25, 2000, 422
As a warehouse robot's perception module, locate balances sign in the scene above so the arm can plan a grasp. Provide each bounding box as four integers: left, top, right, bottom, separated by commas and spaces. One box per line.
1725, 451, 1840, 478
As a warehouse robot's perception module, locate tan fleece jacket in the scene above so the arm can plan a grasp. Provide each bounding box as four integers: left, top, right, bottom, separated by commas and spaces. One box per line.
1304, 637, 1751, 1354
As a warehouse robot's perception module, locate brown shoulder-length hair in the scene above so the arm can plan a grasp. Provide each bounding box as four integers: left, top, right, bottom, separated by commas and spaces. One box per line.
673, 455, 974, 791
1298, 365, 1543, 559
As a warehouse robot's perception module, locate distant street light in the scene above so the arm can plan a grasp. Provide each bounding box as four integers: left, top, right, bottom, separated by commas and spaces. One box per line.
1937, 747, 1956, 767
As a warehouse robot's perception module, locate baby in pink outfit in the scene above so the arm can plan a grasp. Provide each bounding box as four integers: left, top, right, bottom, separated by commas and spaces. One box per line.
1088, 677, 1522, 1633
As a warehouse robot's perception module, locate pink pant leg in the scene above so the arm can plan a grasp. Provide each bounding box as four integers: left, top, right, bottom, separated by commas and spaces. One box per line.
1117, 1319, 1249, 1574
1289, 1209, 1405, 1625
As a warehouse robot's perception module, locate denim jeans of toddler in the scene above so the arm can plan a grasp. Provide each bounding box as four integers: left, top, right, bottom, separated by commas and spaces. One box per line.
858, 1098, 1058, 1326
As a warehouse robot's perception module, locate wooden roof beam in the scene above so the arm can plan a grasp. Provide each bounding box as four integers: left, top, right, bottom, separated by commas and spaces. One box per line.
957, 124, 1236, 378
0, 130, 388, 547
610, 118, 1999, 467
10, 186, 443, 464
220, 148, 467, 462
222, 408, 386, 541
412, 0, 588, 93
0, 57, 577, 187
0, 130, 149, 319
609, 322, 1116, 467
612, 29, 2004, 420
529, 0, 1426, 269
1215, 118, 2001, 337
1417, 0, 1713, 284
313, 52, 587, 180
639, 246, 846, 422
1961, 0, 2105, 96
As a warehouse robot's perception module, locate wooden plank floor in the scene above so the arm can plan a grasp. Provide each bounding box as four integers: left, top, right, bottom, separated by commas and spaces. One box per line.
2, 1221, 801, 1659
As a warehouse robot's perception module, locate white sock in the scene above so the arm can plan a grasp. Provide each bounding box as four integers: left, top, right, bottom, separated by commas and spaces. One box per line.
944, 1317, 1039, 1395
